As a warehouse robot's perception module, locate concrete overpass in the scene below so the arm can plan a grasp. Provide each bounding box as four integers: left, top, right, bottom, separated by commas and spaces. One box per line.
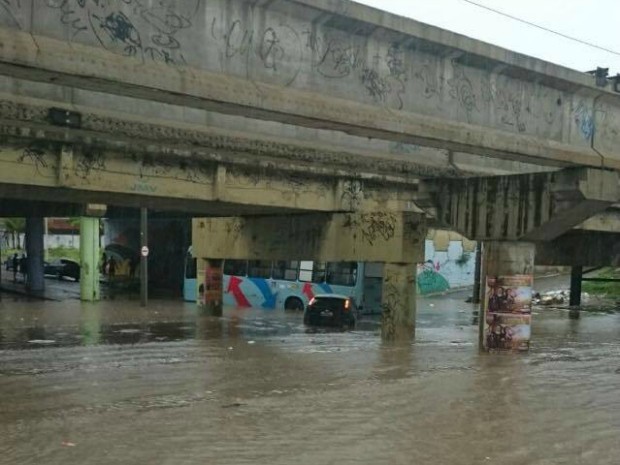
1, 0, 620, 344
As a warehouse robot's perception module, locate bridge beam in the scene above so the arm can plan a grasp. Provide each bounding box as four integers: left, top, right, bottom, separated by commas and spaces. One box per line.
192, 212, 426, 263
0, 143, 417, 215
419, 167, 619, 241
535, 231, 620, 267
0, 26, 608, 169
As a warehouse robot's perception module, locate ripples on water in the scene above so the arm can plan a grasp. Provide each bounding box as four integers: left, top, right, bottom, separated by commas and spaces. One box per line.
1, 296, 620, 464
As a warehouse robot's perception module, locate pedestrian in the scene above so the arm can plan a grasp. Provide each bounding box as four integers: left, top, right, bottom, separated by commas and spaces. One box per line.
19, 253, 27, 284
108, 256, 117, 279
129, 257, 137, 279
101, 252, 107, 275
12, 253, 18, 283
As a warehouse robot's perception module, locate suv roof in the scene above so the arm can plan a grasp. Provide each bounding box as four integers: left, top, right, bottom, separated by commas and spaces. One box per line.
313, 294, 350, 300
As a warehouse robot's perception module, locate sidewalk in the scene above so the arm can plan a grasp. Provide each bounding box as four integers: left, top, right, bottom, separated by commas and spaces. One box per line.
0, 273, 80, 301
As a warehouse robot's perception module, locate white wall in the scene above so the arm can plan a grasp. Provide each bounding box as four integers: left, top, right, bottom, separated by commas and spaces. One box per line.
423, 239, 477, 289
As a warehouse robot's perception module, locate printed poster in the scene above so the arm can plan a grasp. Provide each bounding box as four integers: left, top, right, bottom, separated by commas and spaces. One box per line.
484, 275, 533, 352
205, 267, 223, 305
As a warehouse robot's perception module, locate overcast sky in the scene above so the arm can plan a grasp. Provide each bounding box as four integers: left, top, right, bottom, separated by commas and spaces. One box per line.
354, 0, 620, 75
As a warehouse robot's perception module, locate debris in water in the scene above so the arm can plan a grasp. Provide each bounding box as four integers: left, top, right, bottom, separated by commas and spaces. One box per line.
248, 341, 256, 345
28, 340, 55, 345
61, 441, 76, 447
221, 403, 244, 409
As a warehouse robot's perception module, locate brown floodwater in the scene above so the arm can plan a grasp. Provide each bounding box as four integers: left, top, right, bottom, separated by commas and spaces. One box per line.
1, 288, 620, 465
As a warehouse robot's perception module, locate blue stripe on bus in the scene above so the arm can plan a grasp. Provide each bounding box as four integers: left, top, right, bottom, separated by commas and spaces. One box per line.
319, 283, 333, 293
248, 278, 278, 309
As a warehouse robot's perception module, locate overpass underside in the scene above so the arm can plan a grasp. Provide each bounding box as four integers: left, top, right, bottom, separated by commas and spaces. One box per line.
1, 0, 620, 345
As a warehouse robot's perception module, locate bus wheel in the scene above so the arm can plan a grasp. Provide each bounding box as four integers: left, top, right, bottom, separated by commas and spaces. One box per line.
285, 297, 304, 311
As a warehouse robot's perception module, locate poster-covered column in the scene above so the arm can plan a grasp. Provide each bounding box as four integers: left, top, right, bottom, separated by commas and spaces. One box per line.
203, 259, 223, 317
481, 242, 535, 352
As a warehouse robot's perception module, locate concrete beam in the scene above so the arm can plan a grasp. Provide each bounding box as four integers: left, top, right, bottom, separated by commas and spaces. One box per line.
419, 167, 619, 241
536, 231, 620, 267
575, 208, 620, 232
192, 212, 426, 263
1, 9, 620, 169
0, 143, 418, 214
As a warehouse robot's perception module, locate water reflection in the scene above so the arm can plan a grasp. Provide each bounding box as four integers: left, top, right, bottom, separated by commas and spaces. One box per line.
2, 293, 620, 464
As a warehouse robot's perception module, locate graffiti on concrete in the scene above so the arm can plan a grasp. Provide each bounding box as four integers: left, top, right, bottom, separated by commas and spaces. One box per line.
344, 212, 396, 246
418, 237, 476, 295
0, 0, 24, 28
414, 60, 443, 100
74, 150, 106, 180
44, 0, 201, 64
17, 145, 49, 175
447, 61, 478, 122
380, 269, 404, 339
211, 16, 303, 86
574, 100, 595, 141
341, 179, 364, 210
416, 261, 450, 295
0, 0, 570, 139
305, 32, 408, 108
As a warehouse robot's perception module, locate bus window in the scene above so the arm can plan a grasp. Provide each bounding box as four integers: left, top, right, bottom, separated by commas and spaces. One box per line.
312, 262, 327, 283
272, 261, 299, 281
299, 261, 313, 282
326, 262, 358, 286
248, 260, 271, 278
224, 260, 248, 277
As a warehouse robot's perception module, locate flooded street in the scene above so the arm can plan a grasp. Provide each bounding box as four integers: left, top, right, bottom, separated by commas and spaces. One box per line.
1, 283, 620, 464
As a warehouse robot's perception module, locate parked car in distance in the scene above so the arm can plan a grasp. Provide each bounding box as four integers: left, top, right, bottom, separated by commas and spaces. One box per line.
303, 294, 357, 328
44, 258, 80, 281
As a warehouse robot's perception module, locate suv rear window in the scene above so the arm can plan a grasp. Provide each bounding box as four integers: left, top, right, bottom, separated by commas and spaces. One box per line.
310, 297, 347, 311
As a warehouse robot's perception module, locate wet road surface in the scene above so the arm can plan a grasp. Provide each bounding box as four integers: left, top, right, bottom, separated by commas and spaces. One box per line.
1, 283, 620, 464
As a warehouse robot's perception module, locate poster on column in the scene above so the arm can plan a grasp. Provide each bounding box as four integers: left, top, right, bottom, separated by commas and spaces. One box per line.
205, 266, 223, 304
484, 275, 533, 352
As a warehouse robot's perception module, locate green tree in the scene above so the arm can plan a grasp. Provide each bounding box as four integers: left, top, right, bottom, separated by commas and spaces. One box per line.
1, 218, 25, 249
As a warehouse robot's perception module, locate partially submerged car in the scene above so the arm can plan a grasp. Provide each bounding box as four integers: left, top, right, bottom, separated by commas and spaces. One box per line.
44, 258, 80, 281
303, 294, 357, 328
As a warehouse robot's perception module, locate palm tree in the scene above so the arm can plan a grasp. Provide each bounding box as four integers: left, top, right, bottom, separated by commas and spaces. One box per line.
1, 218, 25, 249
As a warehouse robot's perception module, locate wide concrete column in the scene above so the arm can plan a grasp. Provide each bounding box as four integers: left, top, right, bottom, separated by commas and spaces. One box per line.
25, 217, 45, 294
381, 263, 416, 341
481, 242, 535, 351
79, 217, 100, 302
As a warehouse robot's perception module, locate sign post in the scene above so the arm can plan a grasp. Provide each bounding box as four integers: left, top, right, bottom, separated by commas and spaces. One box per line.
140, 208, 148, 307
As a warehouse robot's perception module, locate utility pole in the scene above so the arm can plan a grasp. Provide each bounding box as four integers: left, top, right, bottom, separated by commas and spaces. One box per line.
140, 207, 148, 307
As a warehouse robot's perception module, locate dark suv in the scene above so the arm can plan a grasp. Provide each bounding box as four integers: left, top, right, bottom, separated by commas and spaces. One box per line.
44, 259, 81, 281
303, 294, 357, 328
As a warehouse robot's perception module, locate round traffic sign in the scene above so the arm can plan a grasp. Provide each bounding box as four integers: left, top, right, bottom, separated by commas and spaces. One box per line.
141, 246, 149, 257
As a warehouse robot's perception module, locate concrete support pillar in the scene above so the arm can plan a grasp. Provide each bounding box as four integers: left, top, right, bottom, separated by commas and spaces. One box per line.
204, 259, 223, 317
481, 242, 535, 351
569, 266, 583, 307
381, 263, 416, 341
79, 217, 100, 301
25, 217, 45, 294
472, 242, 482, 305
